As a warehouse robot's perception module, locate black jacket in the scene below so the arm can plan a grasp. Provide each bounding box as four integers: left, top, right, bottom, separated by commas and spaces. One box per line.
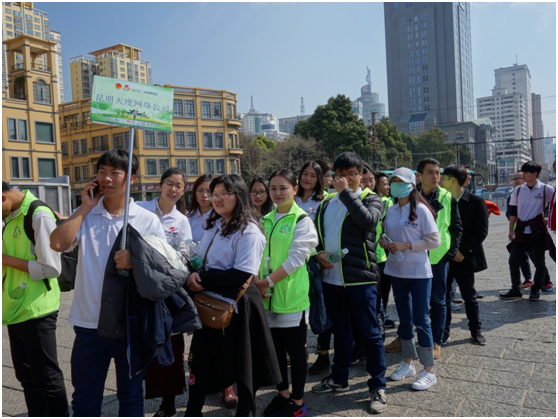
450, 189, 488, 274
314, 188, 384, 285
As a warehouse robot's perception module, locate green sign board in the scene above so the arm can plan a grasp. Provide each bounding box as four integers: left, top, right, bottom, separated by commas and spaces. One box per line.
90, 76, 173, 132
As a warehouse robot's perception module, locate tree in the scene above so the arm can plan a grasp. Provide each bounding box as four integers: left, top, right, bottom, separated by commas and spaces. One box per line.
239, 133, 273, 182
254, 134, 276, 151
413, 127, 456, 169
294, 94, 370, 161
371, 117, 413, 170
268, 136, 325, 173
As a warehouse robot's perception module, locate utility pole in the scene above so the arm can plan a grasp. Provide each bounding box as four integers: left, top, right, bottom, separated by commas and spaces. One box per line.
368, 111, 378, 169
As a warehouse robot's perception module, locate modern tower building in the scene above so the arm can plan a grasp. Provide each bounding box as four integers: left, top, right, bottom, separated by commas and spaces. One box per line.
356, 67, 386, 126
69, 43, 152, 101
384, 2, 474, 135
531, 92, 543, 163
238, 95, 277, 136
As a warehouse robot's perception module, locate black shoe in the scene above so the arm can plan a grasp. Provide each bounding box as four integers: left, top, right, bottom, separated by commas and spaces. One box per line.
529, 290, 541, 301
476, 293, 484, 299
499, 289, 523, 300
263, 394, 290, 417
442, 335, 451, 346
384, 317, 396, 328
350, 348, 365, 365
308, 353, 330, 375
471, 331, 486, 346
311, 376, 349, 393
279, 401, 307, 417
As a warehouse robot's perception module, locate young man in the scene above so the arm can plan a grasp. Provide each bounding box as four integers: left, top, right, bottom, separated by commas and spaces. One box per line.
500, 161, 555, 301
441, 165, 488, 346
386, 158, 462, 359
50, 150, 166, 416
2, 182, 69, 417
311, 152, 387, 414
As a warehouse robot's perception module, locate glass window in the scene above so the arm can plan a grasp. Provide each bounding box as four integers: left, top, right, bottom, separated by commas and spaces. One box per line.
101, 135, 109, 150
82, 165, 89, 180
159, 159, 170, 174
35, 122, 54, 143
21, 158, 30, 178
188, 159, 199, 176
33, 80, 51, 104
214, 133, 224, 149
5, 8, 12, 14
124, 131, 137, 149
157, 132, 168, 148
38, 158, 56, 178
186, 132, 197, 148
184, 100, 195, 118
74, 166, 81, 182
230, 159, 239, 175
204, 159, 214, 175
144, 131, 156, 147
61, 142, 68, 157
8, 118, 17, 140
216, 159, 225, 175
11, 157, 20, 179
176, 159, 187, 174
228, 133, 239, 149
203, 133, 213, 148
213, 102, 222, 119
73, 140, 80, 156
81, 138, 88, 155
146, 159, 157, 176
113, 132, 124, 149
173, 99, 183, 117
175, 131, 185, 148
227, 103, 233, 118
201, 101, 211, 118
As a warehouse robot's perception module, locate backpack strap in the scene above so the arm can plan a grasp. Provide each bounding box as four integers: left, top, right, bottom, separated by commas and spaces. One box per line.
296, 213, 309, 224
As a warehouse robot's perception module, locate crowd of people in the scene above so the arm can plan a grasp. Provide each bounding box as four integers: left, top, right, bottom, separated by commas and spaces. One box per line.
2, 147, 555, 417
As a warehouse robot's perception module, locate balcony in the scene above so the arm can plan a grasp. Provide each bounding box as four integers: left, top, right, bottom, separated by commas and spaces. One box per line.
11, 63, 24, 73
32, 64, 50, 72
226, 118, 241, 128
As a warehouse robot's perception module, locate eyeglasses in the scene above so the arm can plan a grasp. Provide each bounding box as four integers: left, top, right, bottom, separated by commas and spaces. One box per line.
334, 172, 359, 180
513, 177, 523, 181
162, 180, 185, 191
209, 192, 236, 200
251, 190, 267, 197
442, 176, 453, 181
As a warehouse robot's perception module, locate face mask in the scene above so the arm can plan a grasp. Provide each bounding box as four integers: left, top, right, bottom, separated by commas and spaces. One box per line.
390, 182, 413, 199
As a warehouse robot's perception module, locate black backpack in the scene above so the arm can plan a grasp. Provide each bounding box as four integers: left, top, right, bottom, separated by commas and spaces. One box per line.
24, 200, 78, 292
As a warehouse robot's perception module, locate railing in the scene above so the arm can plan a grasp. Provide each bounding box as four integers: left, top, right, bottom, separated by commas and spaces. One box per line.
32, 64, 50, 72
12, 92, 26, 100
11, 63, 24, 72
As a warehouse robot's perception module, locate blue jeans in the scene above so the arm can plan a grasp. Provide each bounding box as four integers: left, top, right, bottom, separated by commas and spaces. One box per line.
323, 282, 386, 391
71, 327, 146, 417
429, 262, 448, 345
390, 276, 434, 367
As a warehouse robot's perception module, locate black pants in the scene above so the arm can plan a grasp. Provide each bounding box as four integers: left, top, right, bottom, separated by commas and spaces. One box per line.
509, 236, 548, 292
7, 311, 69, 417
270, 316, 308, 400
317, 329, 332, 352
186, 379, 252, 417
378, 262, 391, 312
520, 252, 532, 280
444, 266, 480, 339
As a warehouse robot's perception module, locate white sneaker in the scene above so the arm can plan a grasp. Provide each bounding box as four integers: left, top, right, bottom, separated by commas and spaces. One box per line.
389, 361, 416, 381
412, 369, 437, 390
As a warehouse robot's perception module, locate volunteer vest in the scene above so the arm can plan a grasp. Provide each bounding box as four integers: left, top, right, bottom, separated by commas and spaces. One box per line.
2, 191, 61, 325
376, 196, 394, 264
429, 187, 453, 265
260, 203, 310, 314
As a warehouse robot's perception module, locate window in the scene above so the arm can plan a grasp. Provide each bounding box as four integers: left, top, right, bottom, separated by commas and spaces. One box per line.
159, 159, 170, 174
35, 122, 54, 143
61, 142, 68, 157
214, 133, 224, 149
204, 159, 215, 174
81, 138, 88, 155
203, 133, 213, 148
230, 159, 240, 175
227, 103, 233, 118
175, 131, 186, 148
213, 102, 222, 119
228, 133, 239, 149
187, 132, 197, 148
63, 168, 70, 177
38, 158, 56, 178
176, 159, 187, 174
83, 165, 90, 180
216, 159, 225, 175
73, 140, 80, 156
74, 166, 82, 182
144, 131, 156, 147
157, 132, 169, 148
201, 101, 211, 118
113, 132, 124, 149
184, 100, 195, 118
146, 159, 157, 176
11, 156, 31, 179
33, 79, 51, 104
5, 8, 12, 14
92, 135, 109, 151
188, 159, 199, 176
173, 99, 183, 117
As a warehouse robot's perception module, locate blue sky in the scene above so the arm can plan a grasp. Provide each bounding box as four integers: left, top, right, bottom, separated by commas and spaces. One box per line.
42, 2, 556, 136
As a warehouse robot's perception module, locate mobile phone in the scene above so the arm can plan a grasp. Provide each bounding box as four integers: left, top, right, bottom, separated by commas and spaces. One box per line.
90, 177, 99, 200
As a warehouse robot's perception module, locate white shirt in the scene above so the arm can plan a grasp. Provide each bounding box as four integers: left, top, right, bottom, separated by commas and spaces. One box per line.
188, 209, 212, 243
322, 188, 361, 287
510, 180, 555, 234
67, 198, 166, 329
136, 198, 192, 250
384, 201, 439, 279
197, 219, 265, 276
296, 195, 322, 221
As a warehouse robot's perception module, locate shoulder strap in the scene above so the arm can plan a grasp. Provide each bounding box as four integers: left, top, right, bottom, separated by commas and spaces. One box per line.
296, 213, 309, 224
202, 229, 220, 265
234, 276, 254, 305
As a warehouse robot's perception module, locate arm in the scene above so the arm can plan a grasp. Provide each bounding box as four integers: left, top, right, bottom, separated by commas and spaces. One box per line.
410, 231, 441, 252
444, 197, 463, 261
28, 212, 62, 280
198, 268, 253, 299
508, 188, 518, 240
338, 189, 384, 232
459, 199, 489, 254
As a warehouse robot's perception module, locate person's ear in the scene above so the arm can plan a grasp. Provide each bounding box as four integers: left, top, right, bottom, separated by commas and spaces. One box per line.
130, 174, 136, 184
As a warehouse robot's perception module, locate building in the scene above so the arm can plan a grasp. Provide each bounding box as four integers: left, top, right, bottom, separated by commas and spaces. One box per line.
2, 34, 71, 214
69, 44, 152, 101
355, 67, 386, 126
352, 100, 363, 120
384, 2, 474, 135
531, 92, 543, 163
542, 137, 556, 167
59, 85, 242, 207
496, 143, 533, 184
49, 29, 63, 104
2, 2, 63, 102
278, 115, 312, 135
238, 96, 276, 136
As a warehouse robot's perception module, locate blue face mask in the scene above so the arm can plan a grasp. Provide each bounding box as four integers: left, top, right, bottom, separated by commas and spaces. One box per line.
390, 182, 413, 199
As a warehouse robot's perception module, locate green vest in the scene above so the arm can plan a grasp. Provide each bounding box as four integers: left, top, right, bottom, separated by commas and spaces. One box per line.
429, 186, 453, 265
260, 203, 310, 314
376, 196, 394, 264
2, 191, 61, 325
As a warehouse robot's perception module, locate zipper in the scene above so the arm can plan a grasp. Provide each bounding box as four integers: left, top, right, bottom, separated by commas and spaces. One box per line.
363, 243, 370, 269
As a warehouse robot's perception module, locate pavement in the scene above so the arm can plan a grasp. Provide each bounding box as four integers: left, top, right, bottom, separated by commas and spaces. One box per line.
2, 215, 556, 417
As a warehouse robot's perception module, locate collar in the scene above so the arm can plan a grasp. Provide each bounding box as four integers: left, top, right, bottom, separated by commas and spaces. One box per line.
418, 184, 440, 202
521, 180, 543, 190
154, 197, 179, 219
91, 197, 138, 219
456, 189, 465, 202
331, 187, 362, 203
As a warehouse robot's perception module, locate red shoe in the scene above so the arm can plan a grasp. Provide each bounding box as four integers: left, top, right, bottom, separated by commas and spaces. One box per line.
542, 282, 554, 292
222, 385, 238, 409
520, 279, 534, 289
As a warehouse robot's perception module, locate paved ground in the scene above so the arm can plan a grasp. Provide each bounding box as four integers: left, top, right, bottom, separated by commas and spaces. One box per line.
2, 216, 556, 417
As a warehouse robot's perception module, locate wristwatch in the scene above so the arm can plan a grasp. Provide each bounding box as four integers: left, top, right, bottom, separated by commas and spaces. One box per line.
266, 276, 274, 288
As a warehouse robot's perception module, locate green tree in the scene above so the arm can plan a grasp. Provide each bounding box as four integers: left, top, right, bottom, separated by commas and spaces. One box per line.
254, 134, 276, 150
239, 133, 273, 182
372, 117, 413, 170
294, 94, 370, 161
268, 136, 325, 173
413, 127, 456, 169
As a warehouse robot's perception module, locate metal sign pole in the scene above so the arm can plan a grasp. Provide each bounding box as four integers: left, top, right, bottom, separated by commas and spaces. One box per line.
121, 127, 135, 253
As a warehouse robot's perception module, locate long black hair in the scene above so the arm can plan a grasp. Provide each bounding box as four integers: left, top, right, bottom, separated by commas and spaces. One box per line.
249, 176, 274, 216
188, 174, 213, 217
393, 187, 437, 223
159, 167, 187, 215
205, 174, 259, 236
296, 161, 325, 202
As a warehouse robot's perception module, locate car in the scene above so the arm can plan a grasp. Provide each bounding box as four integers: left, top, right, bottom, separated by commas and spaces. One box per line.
493, 186, 512, 199
475, 188, 491, 200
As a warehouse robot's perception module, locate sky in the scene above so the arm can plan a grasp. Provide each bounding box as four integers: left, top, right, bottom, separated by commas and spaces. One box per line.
41, 1, 556, 137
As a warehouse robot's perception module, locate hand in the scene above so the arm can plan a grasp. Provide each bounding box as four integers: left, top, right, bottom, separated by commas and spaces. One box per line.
82, 178, 101, 208
388, 242, 409, 253
255, 278, 271, 299
378, 236, 388, 249
114, 250, 132, 269
453, 251, 465, 262
508, 231, 515, 241
187, 272, 205, 292
317, 252, 334, 270
331, 176, 349, 194
544, 217, 549, 226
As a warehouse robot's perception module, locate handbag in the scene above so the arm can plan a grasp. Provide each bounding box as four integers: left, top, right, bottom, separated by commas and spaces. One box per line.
192, 228, 253, 331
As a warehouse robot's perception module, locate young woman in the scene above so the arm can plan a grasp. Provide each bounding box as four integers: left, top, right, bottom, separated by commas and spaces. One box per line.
315, 159, 332, 196
379, 168, 440, 391
136, 168, 192, 417
361, 164, 376, 191
187, 174, 213, 243
249, 176, 274, 220
185, 175, 281, 417
256, 170, 318, 417
295, 161, 326, 221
